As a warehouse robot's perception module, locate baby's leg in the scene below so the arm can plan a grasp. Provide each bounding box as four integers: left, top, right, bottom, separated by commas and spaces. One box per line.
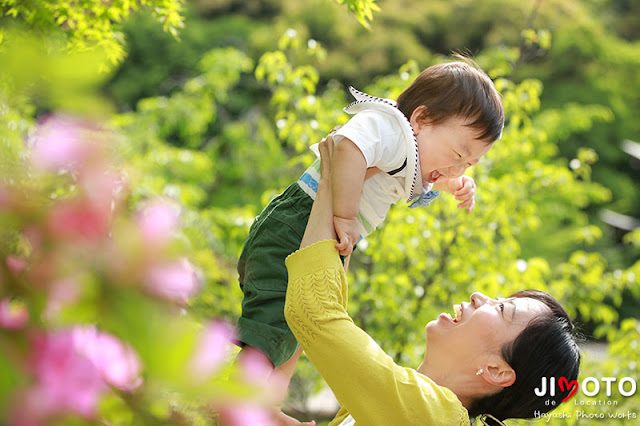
235, 344, 301, 406
228, 346, 314, 425
271, 346, 303, 405
237, 344, 274, 380
236, 183, 312, 368
270, 347, 316, 425
232, 183, 315, 422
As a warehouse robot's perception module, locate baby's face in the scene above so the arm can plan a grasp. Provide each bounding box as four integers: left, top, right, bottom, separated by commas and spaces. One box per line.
411, 112, 493, 186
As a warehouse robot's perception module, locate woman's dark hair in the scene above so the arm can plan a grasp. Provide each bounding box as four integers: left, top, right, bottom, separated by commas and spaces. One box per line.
396, 57, 504, 143
468, 290, 581, 425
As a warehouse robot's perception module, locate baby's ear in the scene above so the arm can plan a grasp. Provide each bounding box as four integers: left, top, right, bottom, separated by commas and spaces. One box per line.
409, 105, 429, 133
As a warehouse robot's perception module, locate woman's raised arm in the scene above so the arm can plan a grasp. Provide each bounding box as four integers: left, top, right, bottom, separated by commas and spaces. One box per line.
285, 137, 467, 424
299, 136, 338, 249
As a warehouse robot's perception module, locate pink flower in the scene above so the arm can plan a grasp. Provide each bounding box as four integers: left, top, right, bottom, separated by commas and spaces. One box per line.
43, 278, 80, 320
0, 298, 28, 330
17, 326, 143, 422
25, 330, 107, 419
145, 257, 201, 304
81, 168, 126, 212
218, 403, 275, 426
137, 201, 180, 247
31, 116, 93, 172
72, 326, 143, 391
6, 255, 27, 275
47, 199, 110, 242
190, 321, 235, 380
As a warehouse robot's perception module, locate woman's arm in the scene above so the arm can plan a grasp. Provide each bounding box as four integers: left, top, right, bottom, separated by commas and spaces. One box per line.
299, 137, 338, 249
286, 136, 468, 425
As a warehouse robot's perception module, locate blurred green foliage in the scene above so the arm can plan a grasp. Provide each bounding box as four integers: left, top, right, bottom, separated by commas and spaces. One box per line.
0, 0, 185, 67
0, 36, 278, 424
108, 0, 640, 225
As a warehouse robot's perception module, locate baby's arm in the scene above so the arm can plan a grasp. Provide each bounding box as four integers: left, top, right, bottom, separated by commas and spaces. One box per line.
433, 175, 477, 212
331, 138, 367, 256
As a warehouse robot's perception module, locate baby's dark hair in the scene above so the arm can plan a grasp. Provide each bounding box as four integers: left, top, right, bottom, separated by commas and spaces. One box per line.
396, 57, 504, 143
468, 290, 581, 424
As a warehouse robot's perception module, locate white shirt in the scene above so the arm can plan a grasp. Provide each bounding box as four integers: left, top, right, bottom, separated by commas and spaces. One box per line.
297, 87, 434, 237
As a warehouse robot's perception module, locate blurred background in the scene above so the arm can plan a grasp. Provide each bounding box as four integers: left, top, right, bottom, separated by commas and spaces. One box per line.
0, 0, 638, 424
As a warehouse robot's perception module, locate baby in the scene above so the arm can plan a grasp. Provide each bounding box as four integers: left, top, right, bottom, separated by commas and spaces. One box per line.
235, 59, 504, 424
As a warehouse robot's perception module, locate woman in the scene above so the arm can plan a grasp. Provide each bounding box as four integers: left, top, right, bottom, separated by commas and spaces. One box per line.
283, 137, 580, 425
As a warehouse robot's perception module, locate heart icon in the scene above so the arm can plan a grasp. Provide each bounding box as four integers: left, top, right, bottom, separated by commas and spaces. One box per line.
558, 376, 578, 402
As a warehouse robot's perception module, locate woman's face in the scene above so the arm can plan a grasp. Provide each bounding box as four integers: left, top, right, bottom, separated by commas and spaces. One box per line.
425, 292, 549, 370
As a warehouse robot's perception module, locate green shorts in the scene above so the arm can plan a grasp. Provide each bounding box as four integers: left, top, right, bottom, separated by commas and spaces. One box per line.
236, 183, 313, 367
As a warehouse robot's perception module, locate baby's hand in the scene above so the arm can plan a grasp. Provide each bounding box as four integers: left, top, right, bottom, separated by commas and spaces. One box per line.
333, 216, 360, 256
448, 175, 476, 212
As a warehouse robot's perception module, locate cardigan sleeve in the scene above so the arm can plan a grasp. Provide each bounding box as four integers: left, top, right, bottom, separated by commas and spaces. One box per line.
284, 240, 470, 426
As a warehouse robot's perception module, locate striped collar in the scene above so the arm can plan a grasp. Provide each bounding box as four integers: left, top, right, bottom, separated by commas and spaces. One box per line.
343, 87, 425, 203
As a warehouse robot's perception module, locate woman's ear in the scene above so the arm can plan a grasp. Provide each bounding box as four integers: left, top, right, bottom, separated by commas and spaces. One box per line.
410, 105, 428, 134
481, 356, 516, 388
